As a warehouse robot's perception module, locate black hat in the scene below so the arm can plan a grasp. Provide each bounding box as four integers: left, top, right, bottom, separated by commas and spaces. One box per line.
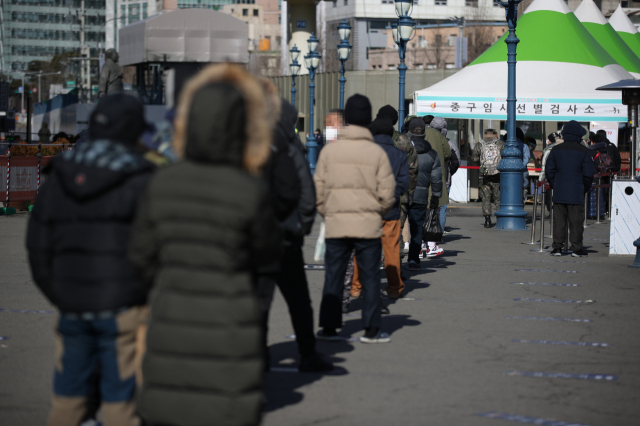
422, 115, 435, 126
369, 117, 394, 137
345, 94, 372, 127
376, 105, 398, 125
408, 117, 425, 135
561, 120, 587, 142
548, 132, 558, 143
89, 93, 150, 145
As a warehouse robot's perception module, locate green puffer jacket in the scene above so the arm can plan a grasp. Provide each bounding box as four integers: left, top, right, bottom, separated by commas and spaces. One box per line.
129, 64, 281, 426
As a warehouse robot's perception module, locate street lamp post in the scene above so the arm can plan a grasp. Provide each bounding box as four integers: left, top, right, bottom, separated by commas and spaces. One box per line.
289, 45, 301, 108
304, 33, 321, 174
337, 19, 352, 110
494, 0, 528, 231
393, 0, 415, 131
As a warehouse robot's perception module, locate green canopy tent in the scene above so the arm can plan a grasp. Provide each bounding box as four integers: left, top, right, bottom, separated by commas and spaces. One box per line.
574, 0, 640, 78
608, 5, 640, 59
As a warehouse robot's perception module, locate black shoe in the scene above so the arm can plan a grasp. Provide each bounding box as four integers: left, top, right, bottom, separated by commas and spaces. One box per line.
484, 216, 492, 228
550, 248, 562, 256
381, 305, 390, 315
571, 249, 588, 257
316, 329, 342, 341
299, 354, 334, 372
342, 303, 349, 314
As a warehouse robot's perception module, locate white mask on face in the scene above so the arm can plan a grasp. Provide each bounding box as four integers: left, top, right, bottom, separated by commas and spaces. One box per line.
325, 127, 338, 143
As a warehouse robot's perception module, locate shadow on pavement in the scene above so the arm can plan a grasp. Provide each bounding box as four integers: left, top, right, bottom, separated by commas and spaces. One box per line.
340, 315, 421, 337
264, 340, 354, 412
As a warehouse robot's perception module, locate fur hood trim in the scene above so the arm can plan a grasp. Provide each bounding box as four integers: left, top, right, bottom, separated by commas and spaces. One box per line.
173, 64, 272, 176
258, 78, 282, 129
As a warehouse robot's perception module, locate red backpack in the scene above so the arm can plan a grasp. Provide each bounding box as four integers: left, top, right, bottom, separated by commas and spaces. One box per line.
594, 152, 614, 174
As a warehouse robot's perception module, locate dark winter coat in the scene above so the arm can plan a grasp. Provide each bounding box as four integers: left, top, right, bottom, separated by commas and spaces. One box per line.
375, 134, 409, 221
412, 134, 443, 205
26, 140, 155, 313
278, 100, 316, 244
129, 65, 280, 426
545, 140, 596, 205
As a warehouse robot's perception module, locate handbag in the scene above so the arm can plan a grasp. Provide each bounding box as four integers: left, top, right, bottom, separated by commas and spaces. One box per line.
314, 221, 326, 262
422, 208, 443, 242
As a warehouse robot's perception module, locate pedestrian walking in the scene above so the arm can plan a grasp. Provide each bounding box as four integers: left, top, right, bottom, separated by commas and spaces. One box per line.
256, 93, 333, 373
472, 128, 504, 227
26, 93, 155, 426
405, 118, 444, 269
351, 117, 409, 299
429, 117, 459, 233
545, 120, 595, 257
314, 94, 395, 343
128, 64, 281, 426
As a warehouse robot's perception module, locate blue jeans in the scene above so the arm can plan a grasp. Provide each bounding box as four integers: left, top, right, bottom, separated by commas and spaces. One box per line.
320, 238, 382, 330
439, 184, 451, 230
408, 203, 429, 265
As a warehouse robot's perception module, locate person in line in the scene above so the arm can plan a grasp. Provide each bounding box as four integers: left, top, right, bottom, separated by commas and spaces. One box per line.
400, 117, 450, 257
539, 132, 560, 214
38, 122, 51, 142
314, 94, 395, 343
429, 117, 459, 234
315, 128, 325, 152
26, 93, 155, 426
351, 117, 409, 300
405, 118, 443, 270
128, 64, 281, 426
257, 92, 333, 372
545, 120, 595, 257
325, 109, 344, 145
374, 105, 417, 271
472, 128, 503, 228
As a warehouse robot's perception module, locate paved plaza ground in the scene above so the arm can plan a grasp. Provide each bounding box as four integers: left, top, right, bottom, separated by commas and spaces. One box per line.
1, 204, 639, 426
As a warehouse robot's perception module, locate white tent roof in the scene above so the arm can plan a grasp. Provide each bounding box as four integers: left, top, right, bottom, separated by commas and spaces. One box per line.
414, 0, 629, 122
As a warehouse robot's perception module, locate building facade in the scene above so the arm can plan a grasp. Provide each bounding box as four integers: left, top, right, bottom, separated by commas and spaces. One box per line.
1, 0, 106, 72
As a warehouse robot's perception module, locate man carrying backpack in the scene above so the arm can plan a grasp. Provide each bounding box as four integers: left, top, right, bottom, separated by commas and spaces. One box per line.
472, 129, 504, 228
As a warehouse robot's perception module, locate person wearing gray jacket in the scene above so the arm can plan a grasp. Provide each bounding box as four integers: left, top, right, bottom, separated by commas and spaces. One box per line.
407, 118, 443, 269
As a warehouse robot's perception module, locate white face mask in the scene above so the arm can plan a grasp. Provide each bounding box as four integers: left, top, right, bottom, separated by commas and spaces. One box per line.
325, 127, 338, 143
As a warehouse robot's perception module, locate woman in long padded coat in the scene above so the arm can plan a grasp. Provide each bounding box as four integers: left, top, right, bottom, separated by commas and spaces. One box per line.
128, 64, 281, 426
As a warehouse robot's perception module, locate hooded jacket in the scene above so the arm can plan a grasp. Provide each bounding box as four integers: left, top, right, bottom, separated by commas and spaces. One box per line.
26, 140, 155, 313
411, 133, 443, 205
545, 140, 596, 205
128, 64, 280, 426
374, 134, 409, 221
314, 124, 396, 239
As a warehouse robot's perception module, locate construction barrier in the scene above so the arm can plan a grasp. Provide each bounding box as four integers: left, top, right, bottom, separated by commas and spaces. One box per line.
0, 155, 54, 204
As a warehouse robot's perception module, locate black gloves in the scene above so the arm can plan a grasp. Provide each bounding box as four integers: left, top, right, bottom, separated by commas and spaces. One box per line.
429, 195, 439, 210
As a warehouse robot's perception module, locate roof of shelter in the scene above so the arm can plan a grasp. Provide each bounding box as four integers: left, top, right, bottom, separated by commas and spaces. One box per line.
608, 5, 640, 58
118, 9, 249, 67
574, 0, 640, 77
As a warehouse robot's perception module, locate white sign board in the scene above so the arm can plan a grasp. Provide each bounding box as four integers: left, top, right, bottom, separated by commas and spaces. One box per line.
415, 96, 627, 122
590, 121, 619, 146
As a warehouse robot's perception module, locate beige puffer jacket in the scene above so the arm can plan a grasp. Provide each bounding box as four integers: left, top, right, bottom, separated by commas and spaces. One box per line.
314, 125, 396, 239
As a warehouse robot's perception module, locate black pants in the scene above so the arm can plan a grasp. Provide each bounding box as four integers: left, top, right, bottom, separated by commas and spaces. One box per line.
257, 245, 316, 358
320, 238, 382, 331
552, 203, 585, 251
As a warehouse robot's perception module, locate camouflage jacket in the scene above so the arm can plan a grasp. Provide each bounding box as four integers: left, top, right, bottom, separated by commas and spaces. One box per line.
394, 131, 418, 204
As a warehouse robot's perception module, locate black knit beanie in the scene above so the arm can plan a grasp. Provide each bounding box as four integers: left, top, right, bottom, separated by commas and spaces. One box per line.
369, 117, 394, 137
345, 94, 372, 127
376, 105, 399, 125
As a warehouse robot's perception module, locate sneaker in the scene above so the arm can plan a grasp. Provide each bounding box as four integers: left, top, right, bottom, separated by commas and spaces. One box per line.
386, 290, 402, 299
299, 354, 334, 372
419, 250, 424, 259
408, 261, 420, 270
571, 249, 588, 257
404, 242, 409, 251
381, 305, 390, 315
316, 329, 342, 342
421, 242, 427, 251
426, 245, 444, 258
360, 332, 391, 344
550, 248, 562, 256
442, 230, 452, 235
